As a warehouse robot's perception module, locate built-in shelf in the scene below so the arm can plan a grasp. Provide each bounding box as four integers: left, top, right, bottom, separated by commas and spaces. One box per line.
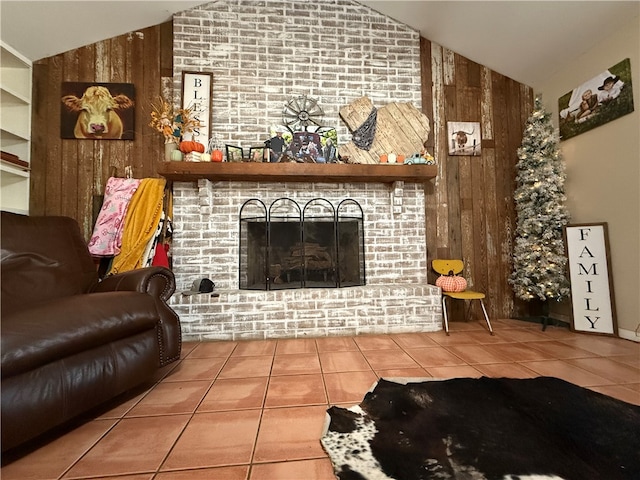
157, 161, 437, 183
1, 41, 31, 215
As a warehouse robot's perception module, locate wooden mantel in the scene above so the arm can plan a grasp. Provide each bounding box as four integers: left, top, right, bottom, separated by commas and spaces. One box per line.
157, 161, 437, 183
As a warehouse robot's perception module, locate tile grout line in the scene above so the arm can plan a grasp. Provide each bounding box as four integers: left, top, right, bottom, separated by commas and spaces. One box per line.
246, 338, 280, 477
55, 363, 185, 480
153, 342, 242, 477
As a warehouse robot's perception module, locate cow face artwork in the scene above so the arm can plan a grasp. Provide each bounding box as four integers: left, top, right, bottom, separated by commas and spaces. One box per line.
447, 121, 482, 156
61, 83, 135, 139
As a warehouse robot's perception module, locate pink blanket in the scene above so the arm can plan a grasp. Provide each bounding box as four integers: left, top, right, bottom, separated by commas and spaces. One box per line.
88, 177, 142, 256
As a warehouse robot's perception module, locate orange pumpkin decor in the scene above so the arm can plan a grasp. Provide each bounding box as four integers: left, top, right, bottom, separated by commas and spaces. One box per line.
179, 140, 205, 154
211, 149, 224, 162
435, 271, 467, 292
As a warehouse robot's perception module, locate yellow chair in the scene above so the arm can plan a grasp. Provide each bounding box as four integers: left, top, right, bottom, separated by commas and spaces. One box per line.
432, 259, 494, 336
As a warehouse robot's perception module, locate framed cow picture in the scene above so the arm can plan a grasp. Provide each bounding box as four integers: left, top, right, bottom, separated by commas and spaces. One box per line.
60, 82, 135, 140
447, 121, 481, 156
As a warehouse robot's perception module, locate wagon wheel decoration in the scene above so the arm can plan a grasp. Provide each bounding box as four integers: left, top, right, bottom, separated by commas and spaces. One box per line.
282, 95, 325, 132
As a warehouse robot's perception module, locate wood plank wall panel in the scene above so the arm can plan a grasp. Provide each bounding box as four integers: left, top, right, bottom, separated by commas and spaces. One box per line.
61, 49, 79, 221
490, 72, 510, 318
421, 41, 533, 320
30, 24, 167, 239
29, 28, 532, 319
420, 38, 436, 267
429, 43, 450, 261
44, 55, 63, 217
77, 45, 97, 235
29, 63, 47, 216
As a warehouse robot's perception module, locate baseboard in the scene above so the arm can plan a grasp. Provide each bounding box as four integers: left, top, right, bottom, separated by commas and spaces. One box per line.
617, 328, 640, 343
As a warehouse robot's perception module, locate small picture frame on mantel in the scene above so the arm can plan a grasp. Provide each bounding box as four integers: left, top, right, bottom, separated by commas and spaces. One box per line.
249, 147, 267, 162
225, 145, 244, 162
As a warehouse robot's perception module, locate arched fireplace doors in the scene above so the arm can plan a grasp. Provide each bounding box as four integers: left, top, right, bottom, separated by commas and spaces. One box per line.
239, 198, 365, 291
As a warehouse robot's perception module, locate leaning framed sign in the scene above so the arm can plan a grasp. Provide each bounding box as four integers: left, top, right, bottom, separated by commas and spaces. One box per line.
563, 223, 617, 336
181, 71, 212, 150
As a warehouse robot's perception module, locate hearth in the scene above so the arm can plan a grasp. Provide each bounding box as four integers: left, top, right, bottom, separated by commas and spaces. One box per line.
169, 180, 441, 341
239, 198, 365, 290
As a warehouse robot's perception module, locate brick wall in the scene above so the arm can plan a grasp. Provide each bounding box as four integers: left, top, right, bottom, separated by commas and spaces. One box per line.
169, 0, 440, 341
172, 0, 422, 147
170, 180, 441, 341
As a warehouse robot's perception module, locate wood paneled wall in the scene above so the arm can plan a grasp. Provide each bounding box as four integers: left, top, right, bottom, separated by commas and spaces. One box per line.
30, 23, 172, 236
28, 27, 533, 319
421, 38, 533, 319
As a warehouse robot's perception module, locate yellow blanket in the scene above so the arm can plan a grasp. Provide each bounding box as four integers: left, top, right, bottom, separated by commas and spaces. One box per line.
109, 178, 166, 274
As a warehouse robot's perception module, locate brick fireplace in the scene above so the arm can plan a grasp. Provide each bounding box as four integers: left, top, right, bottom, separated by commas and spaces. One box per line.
167, 0, 441, 341
169, 180, 441, 341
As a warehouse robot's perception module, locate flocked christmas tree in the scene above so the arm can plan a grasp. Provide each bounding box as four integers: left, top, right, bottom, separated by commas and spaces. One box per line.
509, 95, 571, 303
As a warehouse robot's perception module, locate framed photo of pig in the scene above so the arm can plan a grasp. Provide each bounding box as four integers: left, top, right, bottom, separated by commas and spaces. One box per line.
447, 122, 481, 156
60, 82, 135, 140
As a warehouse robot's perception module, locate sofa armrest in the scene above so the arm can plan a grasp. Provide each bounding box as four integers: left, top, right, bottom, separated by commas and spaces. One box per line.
93, 266, 175, 300
92, 267, 181, 366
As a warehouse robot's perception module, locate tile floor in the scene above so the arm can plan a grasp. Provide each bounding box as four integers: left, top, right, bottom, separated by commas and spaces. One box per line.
2, 319, 639, 480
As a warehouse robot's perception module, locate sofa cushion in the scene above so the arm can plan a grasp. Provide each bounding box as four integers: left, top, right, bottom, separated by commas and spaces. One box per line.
1, 212, 98, 318
1, 292, 159, 378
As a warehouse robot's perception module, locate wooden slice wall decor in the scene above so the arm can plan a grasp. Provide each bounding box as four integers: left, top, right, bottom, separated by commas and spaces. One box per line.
338, 96, 431, 164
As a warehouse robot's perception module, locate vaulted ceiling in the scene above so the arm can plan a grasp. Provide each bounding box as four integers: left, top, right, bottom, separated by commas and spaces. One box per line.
1, 1, 638, 88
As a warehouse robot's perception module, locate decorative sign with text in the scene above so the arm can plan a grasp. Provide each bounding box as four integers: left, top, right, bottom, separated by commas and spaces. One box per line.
564, 223, 617, 336
181, 71, 212, 150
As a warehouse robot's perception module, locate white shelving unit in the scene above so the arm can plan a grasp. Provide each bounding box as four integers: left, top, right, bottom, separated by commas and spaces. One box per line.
1, 41, 31, 215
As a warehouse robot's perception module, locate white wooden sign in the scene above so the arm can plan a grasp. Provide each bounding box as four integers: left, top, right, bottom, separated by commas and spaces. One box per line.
564, 223, 617, 336
181, 71, 212, 149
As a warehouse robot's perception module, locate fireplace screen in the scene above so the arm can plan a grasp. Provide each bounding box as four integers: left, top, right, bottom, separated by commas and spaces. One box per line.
239, 198, 365, 290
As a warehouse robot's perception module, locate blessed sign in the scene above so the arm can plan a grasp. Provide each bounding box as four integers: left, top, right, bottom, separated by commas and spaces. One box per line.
564, 223, 617, 336
181, 71, 212, 150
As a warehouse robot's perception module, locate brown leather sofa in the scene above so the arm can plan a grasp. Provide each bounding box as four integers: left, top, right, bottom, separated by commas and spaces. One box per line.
1, 211, 181, 452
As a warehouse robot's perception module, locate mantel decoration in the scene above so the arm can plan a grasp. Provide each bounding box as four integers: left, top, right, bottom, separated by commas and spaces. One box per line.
181, 71, 212, 151
338, 96, 431, 164
206, 133, 224, 162
149, 96, 201, 161
282, 94, 325, 132
510, 96, 570, 324
275, 96, 338, 164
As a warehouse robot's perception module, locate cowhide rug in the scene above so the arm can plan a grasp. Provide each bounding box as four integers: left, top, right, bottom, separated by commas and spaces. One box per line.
321, 376, 640, 480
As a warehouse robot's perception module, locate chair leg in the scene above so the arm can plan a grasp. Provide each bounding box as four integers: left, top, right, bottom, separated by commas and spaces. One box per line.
464, 300, 473, 322
479, 299, 494, 335
441, 296, 450, 335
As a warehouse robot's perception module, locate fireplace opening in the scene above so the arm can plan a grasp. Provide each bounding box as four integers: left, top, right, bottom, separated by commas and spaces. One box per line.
239, 198, 365, 290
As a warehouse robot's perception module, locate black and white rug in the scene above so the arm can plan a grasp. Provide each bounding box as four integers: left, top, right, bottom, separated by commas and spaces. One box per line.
321, 376, 640, 480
